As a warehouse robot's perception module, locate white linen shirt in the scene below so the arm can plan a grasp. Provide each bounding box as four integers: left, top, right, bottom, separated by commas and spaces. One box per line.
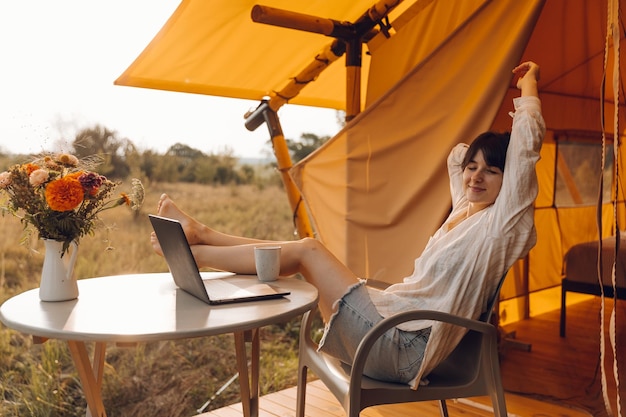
367, 95, 546, 388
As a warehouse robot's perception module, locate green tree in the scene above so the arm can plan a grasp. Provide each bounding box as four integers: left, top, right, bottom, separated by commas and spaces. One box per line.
239, 164, 255, 184
164, 143, 206, 182
166, 143, 205, 160
139, 150, 159, 181
192, 158, 218, 184
157, 143, 246, 185
71, 125, 133, 179
152, 154, 181, 183
212, 150, 239, 185
285, 133, 330, 163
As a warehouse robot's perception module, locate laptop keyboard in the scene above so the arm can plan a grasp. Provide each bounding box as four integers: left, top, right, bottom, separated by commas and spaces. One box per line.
204, 278, 236, 290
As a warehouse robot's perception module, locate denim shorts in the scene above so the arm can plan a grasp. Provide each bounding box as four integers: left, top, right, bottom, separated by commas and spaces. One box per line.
318, 282, 431, 384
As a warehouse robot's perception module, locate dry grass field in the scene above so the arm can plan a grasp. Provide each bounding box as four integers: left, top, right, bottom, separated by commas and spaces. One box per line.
0, 182, 305, 417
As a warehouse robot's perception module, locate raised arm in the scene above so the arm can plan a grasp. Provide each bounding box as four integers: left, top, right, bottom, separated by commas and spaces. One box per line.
513, 61, 540, 97
491, 61, 545, 233
447, 143, 469, 209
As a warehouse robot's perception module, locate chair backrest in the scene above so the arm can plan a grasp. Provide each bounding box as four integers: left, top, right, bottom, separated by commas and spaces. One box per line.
479, 272, 507, 322
425, 272, 507, 385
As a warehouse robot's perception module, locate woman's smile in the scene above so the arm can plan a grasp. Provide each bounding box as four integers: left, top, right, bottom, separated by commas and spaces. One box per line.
462, 150, 503, 212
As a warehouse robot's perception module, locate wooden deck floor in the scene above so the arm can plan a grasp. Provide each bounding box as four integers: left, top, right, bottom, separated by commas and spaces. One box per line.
499, 297, 624, 416
198, 379, 591, 417
198, 296, 626, 417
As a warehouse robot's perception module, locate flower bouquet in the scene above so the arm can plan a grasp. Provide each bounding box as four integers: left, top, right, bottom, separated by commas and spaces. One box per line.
0, 153, 145, 255
0, 153, 144, 301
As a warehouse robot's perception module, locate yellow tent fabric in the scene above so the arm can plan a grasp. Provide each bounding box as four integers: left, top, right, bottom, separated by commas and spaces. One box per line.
490, 0, 626, 303
291, 0, 544, 283
116, 0, 626, 313
115, 0, 399, 110
293, 0, 626, 309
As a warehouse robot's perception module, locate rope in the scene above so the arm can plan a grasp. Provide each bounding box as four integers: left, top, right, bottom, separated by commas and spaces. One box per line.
608, 0, 622, 414
600, 1, 622, 415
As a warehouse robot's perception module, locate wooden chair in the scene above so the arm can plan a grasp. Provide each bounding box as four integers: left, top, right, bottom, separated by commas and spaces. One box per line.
295, 276, 507, 417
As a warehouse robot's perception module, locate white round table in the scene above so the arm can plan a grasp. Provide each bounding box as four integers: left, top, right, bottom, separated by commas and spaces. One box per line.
0, 272, 318, 417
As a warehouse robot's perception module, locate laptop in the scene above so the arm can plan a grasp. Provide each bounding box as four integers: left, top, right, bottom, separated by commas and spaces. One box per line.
148, 214, 290, 304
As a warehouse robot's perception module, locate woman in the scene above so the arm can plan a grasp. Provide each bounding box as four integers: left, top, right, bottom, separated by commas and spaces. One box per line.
151, 61, 544, 388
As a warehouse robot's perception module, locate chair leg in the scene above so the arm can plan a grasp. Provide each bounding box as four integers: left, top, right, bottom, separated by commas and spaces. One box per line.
490, 384, 509, 417
560, 285, 567, 337
438, 399, 449, 417
295, 364, 308, 417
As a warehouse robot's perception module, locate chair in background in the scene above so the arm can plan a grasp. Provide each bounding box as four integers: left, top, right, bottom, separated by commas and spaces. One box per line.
560, 237, 626, 337
295, 276, 507, 417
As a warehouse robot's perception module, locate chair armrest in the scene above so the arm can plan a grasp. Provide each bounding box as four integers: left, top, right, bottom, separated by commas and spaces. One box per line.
350, 310, 496, 392
300, 305, 321, 351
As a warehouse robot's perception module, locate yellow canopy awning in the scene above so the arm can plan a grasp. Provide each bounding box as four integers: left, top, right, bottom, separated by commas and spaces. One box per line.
116, 0, 625, 113
114, 0, 415, 111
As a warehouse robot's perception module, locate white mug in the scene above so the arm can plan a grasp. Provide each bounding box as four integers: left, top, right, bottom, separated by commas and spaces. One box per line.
254, 246, 281, 282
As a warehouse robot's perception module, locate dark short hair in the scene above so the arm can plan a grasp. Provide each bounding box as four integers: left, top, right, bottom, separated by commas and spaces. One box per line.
461, 131, 511, 171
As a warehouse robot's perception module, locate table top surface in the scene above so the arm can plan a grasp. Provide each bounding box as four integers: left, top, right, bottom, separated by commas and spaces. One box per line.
0, 272, 318, 343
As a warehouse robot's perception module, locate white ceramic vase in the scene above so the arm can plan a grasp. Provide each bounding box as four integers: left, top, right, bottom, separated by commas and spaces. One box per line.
39, 239, 79, 302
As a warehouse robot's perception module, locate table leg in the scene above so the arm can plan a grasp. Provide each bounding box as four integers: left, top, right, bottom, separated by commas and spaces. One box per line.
234, 329, 260, 417
67, 341, 107, 417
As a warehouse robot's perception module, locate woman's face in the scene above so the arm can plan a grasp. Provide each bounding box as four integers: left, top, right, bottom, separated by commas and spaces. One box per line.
462, 150, 503, 211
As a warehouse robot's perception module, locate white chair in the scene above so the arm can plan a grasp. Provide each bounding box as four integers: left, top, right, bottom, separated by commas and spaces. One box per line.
295, 276, 507, 417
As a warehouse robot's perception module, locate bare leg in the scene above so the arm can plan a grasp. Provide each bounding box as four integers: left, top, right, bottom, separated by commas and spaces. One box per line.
152, 194, 360, 321
156, 194, 278, 246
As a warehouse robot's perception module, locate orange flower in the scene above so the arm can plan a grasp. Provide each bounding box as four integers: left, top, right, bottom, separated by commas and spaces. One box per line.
45, 177, 85, 212
120, 193, 131, 206
23, 163, 40, 175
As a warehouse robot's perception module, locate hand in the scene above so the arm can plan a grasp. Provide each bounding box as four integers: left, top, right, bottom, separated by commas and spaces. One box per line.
513, 61, 540, 90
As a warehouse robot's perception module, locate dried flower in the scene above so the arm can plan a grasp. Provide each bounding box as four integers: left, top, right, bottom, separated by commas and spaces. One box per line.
128, 178, 145, 210
0, 171, 11, 188
29, 169, 49, 187
78, 172, 104, 196
0, 153, 145, 255
57, 153, 79, 166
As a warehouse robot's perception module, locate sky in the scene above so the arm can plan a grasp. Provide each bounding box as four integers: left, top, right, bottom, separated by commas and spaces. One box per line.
0, 1, 341, 159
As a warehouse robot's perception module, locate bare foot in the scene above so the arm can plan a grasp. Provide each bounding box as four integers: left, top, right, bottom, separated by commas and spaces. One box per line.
151, 231, 206, 270
150, 232, 164, 256
156, 194, 206, 245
